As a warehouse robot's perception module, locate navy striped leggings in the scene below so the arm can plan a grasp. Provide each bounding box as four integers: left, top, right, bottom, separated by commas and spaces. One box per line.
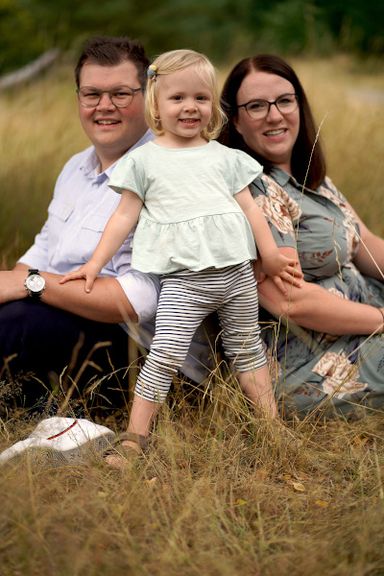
135, 261, 267, 403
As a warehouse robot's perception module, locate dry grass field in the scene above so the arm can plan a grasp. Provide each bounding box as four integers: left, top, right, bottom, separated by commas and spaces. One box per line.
0, 55, 384, 576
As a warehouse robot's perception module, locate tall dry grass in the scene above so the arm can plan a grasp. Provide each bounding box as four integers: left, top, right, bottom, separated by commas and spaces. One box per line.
1, 387, 384, 576
0, 64, 88, 266
1, 56, 384, 576
291, 55, 384, 235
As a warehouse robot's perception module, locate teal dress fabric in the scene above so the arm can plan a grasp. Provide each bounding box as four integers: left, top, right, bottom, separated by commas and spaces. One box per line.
251, 168, 384, 417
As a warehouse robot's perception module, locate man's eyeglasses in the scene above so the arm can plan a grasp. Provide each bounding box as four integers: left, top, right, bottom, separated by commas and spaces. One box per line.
77, 86, 142, 108
237, 93, 298, 120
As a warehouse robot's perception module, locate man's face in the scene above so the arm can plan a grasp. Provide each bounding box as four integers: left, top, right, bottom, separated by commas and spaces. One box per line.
78, 60, 148, 169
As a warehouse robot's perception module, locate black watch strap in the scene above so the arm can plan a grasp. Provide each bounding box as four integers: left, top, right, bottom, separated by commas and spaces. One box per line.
25, 269, 46, 299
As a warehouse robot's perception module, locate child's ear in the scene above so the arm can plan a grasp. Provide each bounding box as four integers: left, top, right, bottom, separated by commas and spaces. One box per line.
154, 108, 162, 130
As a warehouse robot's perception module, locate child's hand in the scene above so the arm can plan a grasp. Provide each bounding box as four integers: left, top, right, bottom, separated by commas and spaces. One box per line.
260, 253, 303, 295
59, 261, 101, 293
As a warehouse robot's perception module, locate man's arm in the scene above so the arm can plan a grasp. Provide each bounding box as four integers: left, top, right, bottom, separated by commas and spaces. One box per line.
0, 269, 138, 323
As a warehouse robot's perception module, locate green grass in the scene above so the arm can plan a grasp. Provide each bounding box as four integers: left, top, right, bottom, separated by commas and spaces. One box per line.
1, 55, 384, 575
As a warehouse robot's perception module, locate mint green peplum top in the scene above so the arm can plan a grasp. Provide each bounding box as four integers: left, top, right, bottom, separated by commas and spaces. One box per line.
109, 140, 263, 274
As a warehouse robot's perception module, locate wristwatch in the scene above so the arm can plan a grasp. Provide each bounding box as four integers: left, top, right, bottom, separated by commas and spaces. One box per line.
24, 269, 46, 299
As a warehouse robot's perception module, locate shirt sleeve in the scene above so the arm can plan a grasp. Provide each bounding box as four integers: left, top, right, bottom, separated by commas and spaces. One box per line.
116, 270, 160, 323
232, 149, 263, 194
250, 174, 299, 249
17, 220, 50, 268
109, 155, 145, 200
17, 151, 79, 270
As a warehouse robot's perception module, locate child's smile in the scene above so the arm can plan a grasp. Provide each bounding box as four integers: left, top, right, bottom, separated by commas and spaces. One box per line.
155, 67, 213, 147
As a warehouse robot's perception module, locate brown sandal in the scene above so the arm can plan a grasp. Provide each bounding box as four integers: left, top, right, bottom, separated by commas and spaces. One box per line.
103, 432, 149, 462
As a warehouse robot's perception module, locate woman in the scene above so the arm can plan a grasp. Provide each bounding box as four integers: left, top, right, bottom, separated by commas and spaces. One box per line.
220, 54, 384, 418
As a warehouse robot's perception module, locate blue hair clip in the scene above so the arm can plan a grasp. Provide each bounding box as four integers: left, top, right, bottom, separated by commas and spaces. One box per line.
147, 64, 158, 80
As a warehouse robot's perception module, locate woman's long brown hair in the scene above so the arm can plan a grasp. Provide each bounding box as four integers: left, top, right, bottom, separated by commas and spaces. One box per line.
219, 54, 326, 189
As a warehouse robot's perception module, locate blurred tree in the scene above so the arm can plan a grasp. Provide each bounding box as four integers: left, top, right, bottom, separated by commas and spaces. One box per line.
0, 0, 382, 75
317, 0, 384, 53
246, 0, 333, 55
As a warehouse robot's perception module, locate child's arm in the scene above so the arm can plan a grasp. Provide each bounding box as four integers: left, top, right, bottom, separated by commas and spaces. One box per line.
235, 186, 302, 293
60, 190, 143, 292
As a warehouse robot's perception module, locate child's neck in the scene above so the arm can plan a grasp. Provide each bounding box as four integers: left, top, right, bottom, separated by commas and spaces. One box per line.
154, 133, 208, 149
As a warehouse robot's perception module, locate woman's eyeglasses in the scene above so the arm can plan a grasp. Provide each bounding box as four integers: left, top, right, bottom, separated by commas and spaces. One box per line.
237, 93, 298, 120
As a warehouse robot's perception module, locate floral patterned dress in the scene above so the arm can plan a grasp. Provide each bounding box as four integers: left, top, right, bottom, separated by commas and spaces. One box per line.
251, 168, 384, 417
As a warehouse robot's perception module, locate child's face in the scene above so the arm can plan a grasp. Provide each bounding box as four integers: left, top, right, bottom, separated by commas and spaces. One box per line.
155, 67, 213, 146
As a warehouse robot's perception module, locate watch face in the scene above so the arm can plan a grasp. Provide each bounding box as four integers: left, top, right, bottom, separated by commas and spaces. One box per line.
27, 274, 45, 293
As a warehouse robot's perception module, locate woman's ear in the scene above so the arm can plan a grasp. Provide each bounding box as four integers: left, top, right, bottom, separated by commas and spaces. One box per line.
233, 114, 243, 136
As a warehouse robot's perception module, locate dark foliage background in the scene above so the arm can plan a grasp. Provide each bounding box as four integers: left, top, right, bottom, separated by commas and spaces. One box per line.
1, 0, 383, 73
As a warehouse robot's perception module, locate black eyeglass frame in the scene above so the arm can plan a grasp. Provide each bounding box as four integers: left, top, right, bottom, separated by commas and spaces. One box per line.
77, 86, 143, 108
236, 93, 298, 119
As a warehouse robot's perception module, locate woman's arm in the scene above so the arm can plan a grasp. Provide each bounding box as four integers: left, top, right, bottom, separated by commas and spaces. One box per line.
258, 247, 384, 336
352, 213, 384, 280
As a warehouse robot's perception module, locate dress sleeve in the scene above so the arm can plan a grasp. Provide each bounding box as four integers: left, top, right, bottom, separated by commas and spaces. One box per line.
231, 149, 263, 194
108, 155, 145, 200
250, 174, 299, 249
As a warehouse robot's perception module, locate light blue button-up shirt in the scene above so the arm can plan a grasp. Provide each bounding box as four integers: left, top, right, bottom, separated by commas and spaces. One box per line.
19, 130, 160, 323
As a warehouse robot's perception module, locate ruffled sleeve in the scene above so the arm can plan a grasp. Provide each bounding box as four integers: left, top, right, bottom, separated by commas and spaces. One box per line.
109, 155, 146, 200
230, 149, 263, 195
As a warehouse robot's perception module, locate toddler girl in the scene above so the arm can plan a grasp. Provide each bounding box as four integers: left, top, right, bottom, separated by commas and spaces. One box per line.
62, 49, 300, 462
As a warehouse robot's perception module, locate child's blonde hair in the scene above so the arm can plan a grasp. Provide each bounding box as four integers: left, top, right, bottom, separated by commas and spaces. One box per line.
145, 49, 226, 140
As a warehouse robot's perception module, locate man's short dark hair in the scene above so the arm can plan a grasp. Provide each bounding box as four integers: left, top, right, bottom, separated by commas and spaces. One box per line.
75, 36, 150, 89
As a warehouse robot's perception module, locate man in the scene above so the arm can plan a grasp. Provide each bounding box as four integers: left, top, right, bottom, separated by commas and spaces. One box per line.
0, 37, 159, 406
0, 36, 211, 409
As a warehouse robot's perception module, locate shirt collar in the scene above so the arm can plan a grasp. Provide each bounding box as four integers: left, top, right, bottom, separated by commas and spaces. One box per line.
104, 129, 154, 177
269, 166, 292, 187
80, 129, 155, 183
269, 165, 328, 199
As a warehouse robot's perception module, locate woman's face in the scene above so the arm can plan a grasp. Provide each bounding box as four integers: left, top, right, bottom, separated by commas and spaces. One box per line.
234, 70, 300, 173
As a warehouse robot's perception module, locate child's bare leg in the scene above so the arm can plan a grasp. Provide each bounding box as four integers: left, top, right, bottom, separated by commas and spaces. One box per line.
238, 365, 278, 418
128, 394, 159, 439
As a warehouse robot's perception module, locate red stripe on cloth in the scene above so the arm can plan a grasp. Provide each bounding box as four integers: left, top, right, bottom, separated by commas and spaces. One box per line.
47, 420, 78, 440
